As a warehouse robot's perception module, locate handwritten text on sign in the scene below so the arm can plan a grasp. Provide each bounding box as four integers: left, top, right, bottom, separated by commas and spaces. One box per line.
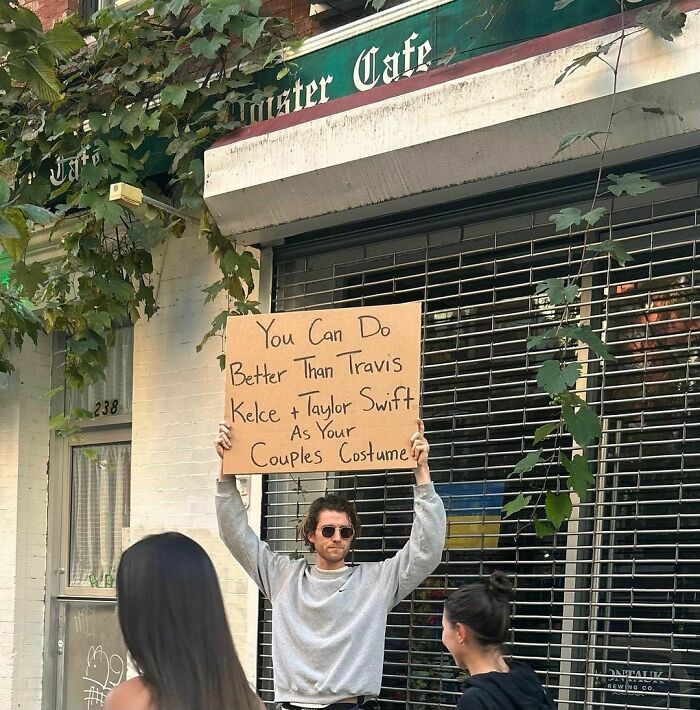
223, 303, 422, 474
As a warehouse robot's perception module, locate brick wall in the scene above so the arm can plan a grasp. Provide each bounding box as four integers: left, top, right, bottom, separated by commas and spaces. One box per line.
30, 0, 405, 37
128, 229, 262, 679
278, 0, 407, 39
0, 370, 20, 710
23, 0, 77, 29
0, 337, 52, 710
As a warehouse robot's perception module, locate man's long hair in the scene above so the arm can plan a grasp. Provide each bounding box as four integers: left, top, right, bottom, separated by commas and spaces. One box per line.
298, 494, 362, 551
116, 532, 263, 710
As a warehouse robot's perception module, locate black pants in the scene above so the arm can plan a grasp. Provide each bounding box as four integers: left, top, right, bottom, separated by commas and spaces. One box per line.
277, 700, 378, 710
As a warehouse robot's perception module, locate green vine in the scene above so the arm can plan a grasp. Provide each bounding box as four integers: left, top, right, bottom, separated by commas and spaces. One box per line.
501, 0, 688, 534
0, 0, 295, 427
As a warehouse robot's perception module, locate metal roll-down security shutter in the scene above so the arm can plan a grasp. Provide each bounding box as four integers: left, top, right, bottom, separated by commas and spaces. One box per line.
257, 170, 700, 710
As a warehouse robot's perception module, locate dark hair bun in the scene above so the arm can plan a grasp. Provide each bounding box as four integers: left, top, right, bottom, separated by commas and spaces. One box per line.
488, 571, 514, 602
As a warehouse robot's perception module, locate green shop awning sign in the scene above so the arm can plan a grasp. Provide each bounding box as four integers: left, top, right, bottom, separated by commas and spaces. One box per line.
238, 0, 656, 127
26, 1, 659, 190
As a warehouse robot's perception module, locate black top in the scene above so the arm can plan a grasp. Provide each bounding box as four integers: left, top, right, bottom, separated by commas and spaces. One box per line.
456, 662, 555, 710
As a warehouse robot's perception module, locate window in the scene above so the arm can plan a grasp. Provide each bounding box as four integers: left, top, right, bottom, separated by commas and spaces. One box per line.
262, 176, 700, 709
69, 442, 131, 588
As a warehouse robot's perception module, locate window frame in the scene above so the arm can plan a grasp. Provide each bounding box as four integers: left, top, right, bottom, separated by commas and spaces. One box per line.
58, 427, 132, 599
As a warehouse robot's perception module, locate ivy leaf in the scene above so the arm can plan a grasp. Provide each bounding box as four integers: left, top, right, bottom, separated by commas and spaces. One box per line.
533, 421, 559, 444
237, 249, 259, 289
17, 204, 54, 225
191, 2, 243, 33
562, 399, 601, 449
43, 386, 65, 400
161, 84, 191, 108
0, 68, 10, 93
217, 353, 226, 371
503, 492, 531, 518
0, 208, 30, 259
91, 198, 126, 225
202, 279, 225, 304
242, 17, 268, 47
586, 239, 633, 266
0, 216, 21, 239
561, 452, 595, 501
80, 162, 109, 188
545, 492, 572, 530
86, 310, 112, 332
514, 449, 542, 475
561, 325, 614, 361
48, 413, 70, 431
6, 54, 62, 102
607, 172, 661, 197
138, 111, 161, 132
241, 0, 263, 14
43, 20, 84, 60
190, 36, 228, 59
637, 1, 687, 42
537, 359, 580, 395
535, 278, 579, 306
555, 39, 615, 85
0, 177, 10, 207
196, 309, 230, 352
188, 158, 204, 187
161, 0, 191, 15
233, 299, 260, 315
554, 130, 609, 156
526, 329, 555, 350
10, 260, 46, 299
108, 139, 130, 169
549, 207, 583, 231
534, 517, 556, 538
88, 112, 108, 132
120, 107, 142, 135
549, 207, 607, 231
582, 207, 607, 226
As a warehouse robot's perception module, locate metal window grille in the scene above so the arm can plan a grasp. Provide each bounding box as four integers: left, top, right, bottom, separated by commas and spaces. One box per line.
259, 177, 700, 709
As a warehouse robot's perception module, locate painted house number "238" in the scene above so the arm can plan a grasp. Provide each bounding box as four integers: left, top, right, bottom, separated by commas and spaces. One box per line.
94, 399, 119, 417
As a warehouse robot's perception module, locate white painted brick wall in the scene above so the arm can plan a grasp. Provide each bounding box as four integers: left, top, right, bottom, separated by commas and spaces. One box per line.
130, 231, 261, 680
0, 231, 264, 707
0, 335, 51, 710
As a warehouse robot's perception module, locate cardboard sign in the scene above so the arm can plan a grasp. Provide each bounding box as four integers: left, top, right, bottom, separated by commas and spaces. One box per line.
222, 302, 422, 475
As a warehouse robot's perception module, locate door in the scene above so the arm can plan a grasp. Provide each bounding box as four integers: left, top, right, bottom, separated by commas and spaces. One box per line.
44, 327, 133, 710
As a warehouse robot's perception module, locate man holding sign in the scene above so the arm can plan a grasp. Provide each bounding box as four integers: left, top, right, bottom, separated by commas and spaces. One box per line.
214, 417, 445, 710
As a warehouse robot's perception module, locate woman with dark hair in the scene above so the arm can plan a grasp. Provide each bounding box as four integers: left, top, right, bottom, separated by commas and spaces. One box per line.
106, 532, 263, 710
442, 572, 555, 710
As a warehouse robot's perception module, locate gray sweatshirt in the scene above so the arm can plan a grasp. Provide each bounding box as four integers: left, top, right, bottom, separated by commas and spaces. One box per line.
216, 478, 446, 706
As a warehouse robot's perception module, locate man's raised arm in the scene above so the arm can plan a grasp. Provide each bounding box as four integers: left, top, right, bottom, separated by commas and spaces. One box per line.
379, 419, 446, 608
215, 422, 300, 600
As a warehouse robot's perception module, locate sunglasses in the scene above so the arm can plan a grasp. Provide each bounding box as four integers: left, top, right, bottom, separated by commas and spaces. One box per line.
318, 525, 355, 539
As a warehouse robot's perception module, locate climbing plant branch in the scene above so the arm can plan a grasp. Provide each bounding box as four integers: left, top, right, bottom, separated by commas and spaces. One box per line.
0, 0, 295, 432
502, 0, 687, 534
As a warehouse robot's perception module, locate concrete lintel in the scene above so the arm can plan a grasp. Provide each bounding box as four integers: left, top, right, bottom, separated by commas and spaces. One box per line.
204, 9, 700, 245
